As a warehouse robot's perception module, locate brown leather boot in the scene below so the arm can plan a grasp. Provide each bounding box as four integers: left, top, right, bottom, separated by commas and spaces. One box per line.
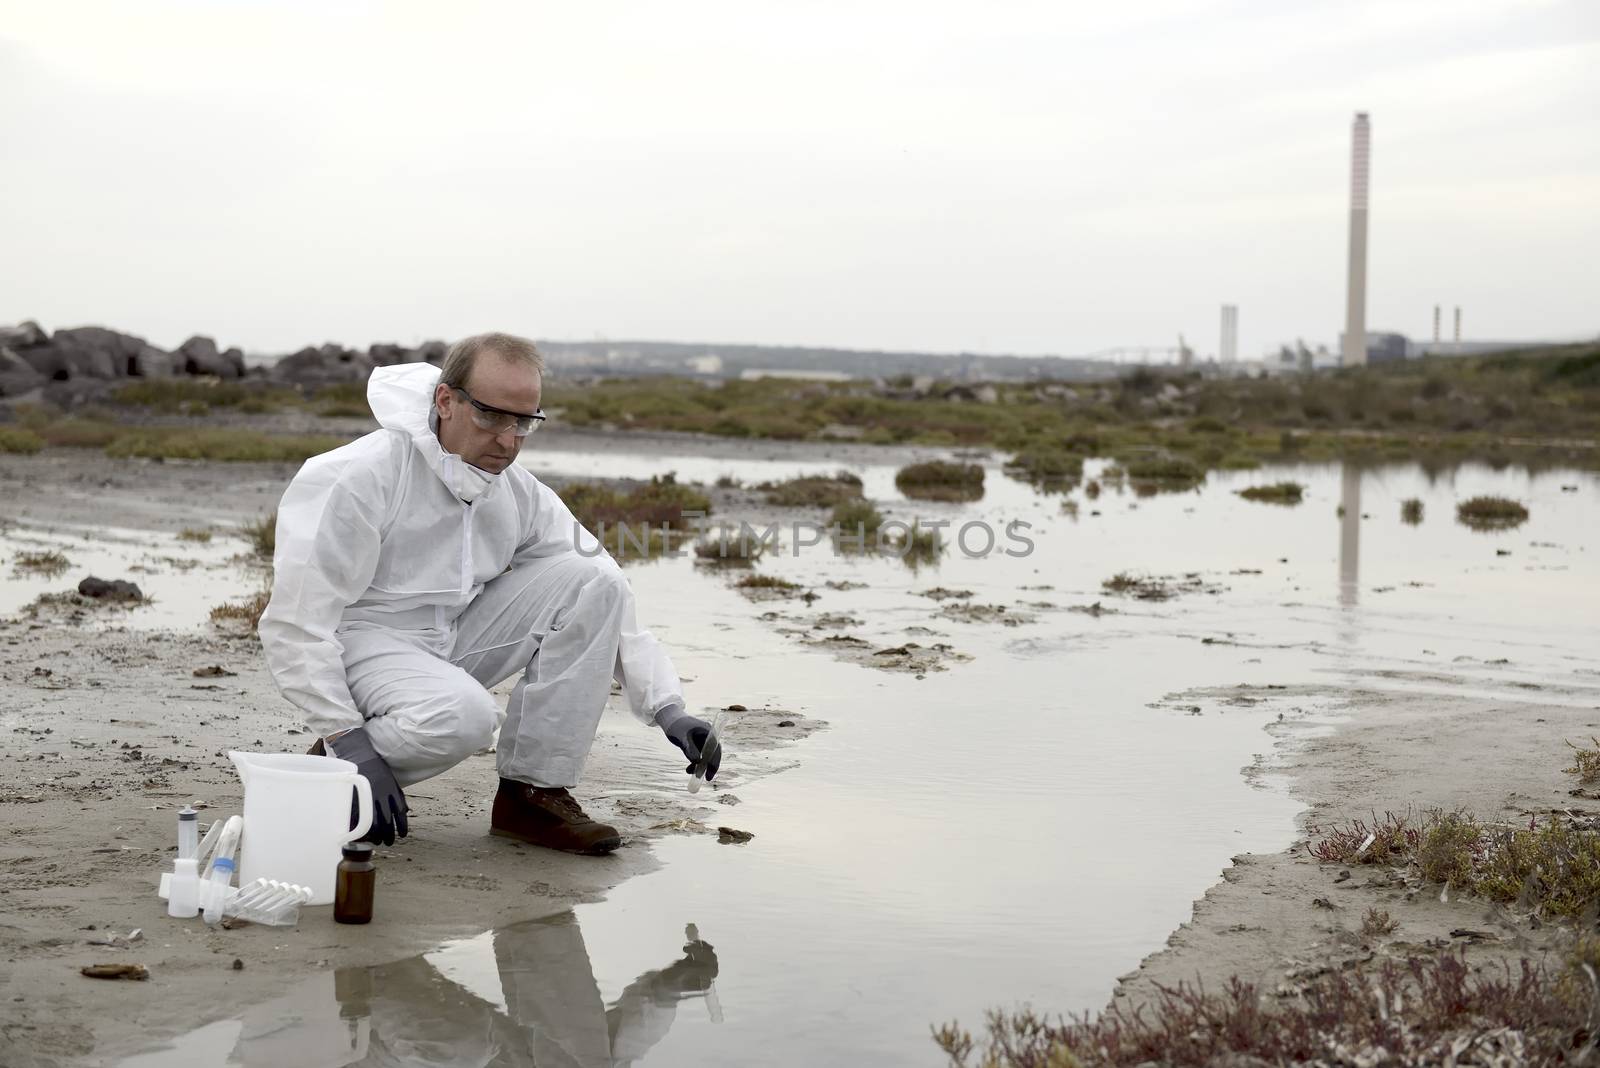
490, 779, 622, 855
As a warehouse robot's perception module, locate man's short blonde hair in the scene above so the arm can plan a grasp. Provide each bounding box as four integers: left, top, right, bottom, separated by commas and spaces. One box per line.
439, 332, 545, 390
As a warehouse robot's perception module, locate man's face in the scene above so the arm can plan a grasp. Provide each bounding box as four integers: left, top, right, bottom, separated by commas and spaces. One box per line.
433, 354, 543, 475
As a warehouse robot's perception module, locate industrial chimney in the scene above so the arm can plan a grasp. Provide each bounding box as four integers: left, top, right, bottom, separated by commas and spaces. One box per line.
1341, 112, 1371, 367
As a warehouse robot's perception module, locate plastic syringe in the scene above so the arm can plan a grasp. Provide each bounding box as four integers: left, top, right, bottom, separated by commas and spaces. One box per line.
686, 711, 727, 794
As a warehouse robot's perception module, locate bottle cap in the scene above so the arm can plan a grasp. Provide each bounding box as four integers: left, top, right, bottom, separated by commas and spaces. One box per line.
213, 857, 235, 873
341, 842, 374, 860
178, 807, 198, 821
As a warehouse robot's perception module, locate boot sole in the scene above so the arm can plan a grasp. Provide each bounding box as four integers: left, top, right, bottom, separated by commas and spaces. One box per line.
489, 826, 622, 856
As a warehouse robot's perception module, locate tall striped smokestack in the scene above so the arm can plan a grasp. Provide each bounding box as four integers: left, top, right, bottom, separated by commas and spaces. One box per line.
1342, 112, 1371, 367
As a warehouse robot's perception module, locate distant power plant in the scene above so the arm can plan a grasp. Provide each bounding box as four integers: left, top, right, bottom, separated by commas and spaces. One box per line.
1219, 304, 1239, 363
1341, 112, 1371, 367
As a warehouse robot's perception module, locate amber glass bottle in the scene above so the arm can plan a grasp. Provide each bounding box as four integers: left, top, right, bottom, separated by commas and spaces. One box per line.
334, 842, 375, 924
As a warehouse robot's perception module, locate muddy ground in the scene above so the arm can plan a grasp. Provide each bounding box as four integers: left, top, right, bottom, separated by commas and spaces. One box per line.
0, 439, 832, 1068
1112, 681, 1600, 1011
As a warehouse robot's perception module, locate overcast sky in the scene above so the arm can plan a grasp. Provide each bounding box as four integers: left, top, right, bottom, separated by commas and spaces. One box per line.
2, 0, 1595, 360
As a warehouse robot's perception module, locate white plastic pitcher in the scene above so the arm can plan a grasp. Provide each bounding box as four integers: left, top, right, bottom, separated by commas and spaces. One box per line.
229, 752, 373, 906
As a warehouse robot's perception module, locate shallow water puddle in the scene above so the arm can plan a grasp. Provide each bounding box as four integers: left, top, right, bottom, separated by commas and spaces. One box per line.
105, 455, 1599, 1065
0, 520, 261, 630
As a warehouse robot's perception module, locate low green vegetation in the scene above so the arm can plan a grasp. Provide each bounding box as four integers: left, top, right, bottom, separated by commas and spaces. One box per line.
177, 528, 214, 543
113, 379, 300, 414
888, 521, 942, 568
1456, 495, 1530, 530
894, 461, 984, 502
549, 343, 1600, 474
1310, 808, 1600, 918
735, 573, 799, 591
1236, 481, 1305, 504
1564, 737, 1600, 784
104, 428, 347, 463
1401, 497, 1425, 524
829, 498, 883, 542
560, 475, 712, 562
758, 471, 863, 507
1003, 446, 1083, 490
934, 950, 1594, 1067
12, 550, 70, 576
1124, 455, 1204, 491
0, 427, 44, 454
692, 530, 764, 566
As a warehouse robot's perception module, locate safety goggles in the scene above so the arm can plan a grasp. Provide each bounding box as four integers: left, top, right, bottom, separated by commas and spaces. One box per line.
453, 387, 546, 437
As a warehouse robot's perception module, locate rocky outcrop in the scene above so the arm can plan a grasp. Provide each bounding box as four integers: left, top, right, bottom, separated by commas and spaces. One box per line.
0, 321, 455, 396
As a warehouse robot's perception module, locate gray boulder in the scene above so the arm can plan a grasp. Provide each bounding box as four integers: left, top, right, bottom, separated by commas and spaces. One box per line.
17, 326, 184, 381
414, 340, 448, 365
0, 346, 46, 396
271, 343, 374, 385
0, 320, 49, 350
176, 335, 242, 379
368, 343, 410, 366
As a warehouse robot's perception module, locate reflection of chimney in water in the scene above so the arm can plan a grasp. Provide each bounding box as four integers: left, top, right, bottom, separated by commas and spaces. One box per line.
1339, 463, 1361, 608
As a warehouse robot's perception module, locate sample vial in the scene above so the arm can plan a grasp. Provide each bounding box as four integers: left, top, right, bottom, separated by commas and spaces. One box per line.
177, 807, 199, 861
333, 843, 375, 925
168, 858, 200, 919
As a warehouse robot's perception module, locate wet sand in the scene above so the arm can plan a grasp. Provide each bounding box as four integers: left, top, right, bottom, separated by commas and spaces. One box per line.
1111, 681, 1600, 1012
0, 443, 823, 1068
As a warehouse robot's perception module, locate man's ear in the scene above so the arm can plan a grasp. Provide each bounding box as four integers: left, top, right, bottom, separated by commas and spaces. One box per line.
434, 382, 453, 420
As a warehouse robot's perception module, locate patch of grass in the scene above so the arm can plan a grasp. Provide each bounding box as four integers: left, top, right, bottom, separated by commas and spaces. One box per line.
735, 574, 799, 591
1099, 571, 1208, 602
1401, 497, 1425, 524
1123, 455, 1204, 489
1217, 454, 1261, 470
829, 498, 883, 544
0, 427, 44, 454
12, 550, 70, 576
561, 475, 712, 531
1236, 481, 1305, 505
1456, 495, 1530, 530
1415, 810, 1484, 887
104, 429, 347, 463
34, 421, 122, 449
112, 379, 300, 414
1313, 809, 1600, 919
895, 461, 984, 502
177, 528, 214, 543
1004, 446, 1083, 490
887, 521, 942, 568
312, 382, 371, 418
759, 471, 863, 508
210, 590, 270, 631
242, 513, 276, 556
933, 951, 1593, 1067
714, 474, 740, 489
1564, 737, 1600, 784
693, 530, 764, 566
1360, 907, 1398, 938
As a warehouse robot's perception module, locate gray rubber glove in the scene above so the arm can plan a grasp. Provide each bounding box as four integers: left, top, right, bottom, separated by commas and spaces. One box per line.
656, 705, 722, 781
326, 726, 408, 845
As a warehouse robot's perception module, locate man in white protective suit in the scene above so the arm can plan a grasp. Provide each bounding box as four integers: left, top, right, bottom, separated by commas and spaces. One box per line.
259, 332, 721, 854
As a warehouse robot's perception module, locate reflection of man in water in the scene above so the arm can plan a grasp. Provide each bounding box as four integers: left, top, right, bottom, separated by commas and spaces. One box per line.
293, 912, 718, 1067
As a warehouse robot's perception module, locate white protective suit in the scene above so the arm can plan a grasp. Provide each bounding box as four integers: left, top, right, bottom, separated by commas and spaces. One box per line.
258, 363, 684, 788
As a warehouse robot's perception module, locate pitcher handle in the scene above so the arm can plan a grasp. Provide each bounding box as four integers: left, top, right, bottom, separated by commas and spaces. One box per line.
347, 774, 374, 843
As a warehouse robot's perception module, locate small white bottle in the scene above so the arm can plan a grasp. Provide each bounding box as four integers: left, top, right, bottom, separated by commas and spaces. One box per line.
168, 858, 200, 919
203, 857, 235, 925
177, 807, 199, 861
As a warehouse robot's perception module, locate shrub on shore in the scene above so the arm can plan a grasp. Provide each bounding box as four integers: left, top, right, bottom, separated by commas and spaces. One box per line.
104, 428, 346, 463
242, 513, 276, 557
1401, 497, 1425, 524
12, 550, 70, 576
829, 498, 884, 543
560, 475, 712, 561
1456, 495, 1529, 530
210, 589, 270, 630
759, 471, 863, 507
1236, 481, 1304, 504
0, 427, 44, 454
1124, 455, 1204, 489
934, 950, 1594, 1067
1003, 447, 1083, 489
894, 461, 984, 502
